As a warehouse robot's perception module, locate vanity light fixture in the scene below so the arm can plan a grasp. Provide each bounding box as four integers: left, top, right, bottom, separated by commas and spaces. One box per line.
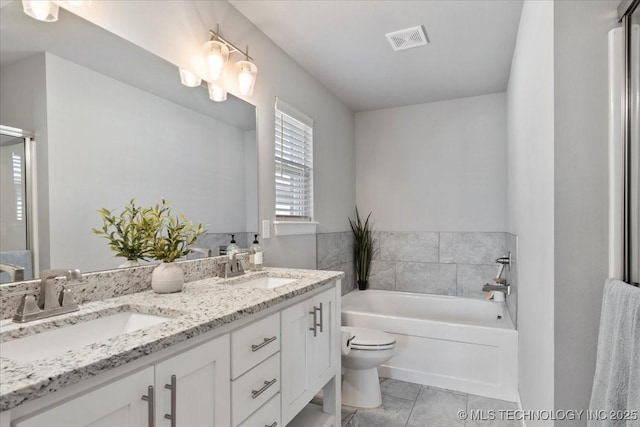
22, 0, 59, 22
207, 83, 227, 102
236, 58, 258, 97
179, 68, 202, 88
204, 25, 258, 98
203, 40, 230, 81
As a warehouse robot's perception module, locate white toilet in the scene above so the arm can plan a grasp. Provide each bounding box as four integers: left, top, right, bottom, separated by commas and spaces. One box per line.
341, 326, 396, 408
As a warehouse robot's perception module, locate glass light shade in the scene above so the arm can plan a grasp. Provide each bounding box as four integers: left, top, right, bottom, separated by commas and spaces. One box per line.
207, 83, 227, 102
22, 0, 59, 22
235, 60, 258, 96
178, 68, 202, 88
203, 40, 229, 81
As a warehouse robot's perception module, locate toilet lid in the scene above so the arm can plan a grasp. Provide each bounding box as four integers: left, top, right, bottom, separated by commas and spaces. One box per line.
342, 326, 395, 349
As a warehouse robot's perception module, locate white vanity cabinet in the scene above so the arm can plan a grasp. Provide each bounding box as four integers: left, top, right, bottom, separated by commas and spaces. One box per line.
14, 367, 155, 427
5, 279, 340, 427
154, 334, 231, 427
281, 287, 337, 425
13, 334, 231, 427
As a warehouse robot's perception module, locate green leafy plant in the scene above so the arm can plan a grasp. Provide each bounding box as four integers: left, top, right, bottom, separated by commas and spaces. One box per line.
146, 199, 206, 263
92, 199, 155, 261
349, 207, 377, 286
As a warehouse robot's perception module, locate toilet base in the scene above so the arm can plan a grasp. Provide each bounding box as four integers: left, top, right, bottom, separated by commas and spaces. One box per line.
342, 367, 382, 408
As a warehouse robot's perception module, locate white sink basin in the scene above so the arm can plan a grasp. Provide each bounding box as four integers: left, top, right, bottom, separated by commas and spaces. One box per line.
236, 277, 296, 289
1, 312, 170, 362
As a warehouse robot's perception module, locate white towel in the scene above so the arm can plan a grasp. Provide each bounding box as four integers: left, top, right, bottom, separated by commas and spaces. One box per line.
588, 279, 640, 427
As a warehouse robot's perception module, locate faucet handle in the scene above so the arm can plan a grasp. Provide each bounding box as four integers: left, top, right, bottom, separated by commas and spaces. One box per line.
13, 295, 41, 321
59, 286, 78, 307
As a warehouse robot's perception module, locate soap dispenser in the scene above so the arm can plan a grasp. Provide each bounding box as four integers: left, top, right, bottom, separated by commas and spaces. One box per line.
251, 234, 263, 271
227, 234, 239, 260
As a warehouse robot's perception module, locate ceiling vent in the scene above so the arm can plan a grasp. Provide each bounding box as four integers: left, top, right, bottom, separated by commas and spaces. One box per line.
385, 26, 428, 51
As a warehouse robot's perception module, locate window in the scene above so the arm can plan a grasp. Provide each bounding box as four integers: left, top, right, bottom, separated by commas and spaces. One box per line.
274, 98, 314, 221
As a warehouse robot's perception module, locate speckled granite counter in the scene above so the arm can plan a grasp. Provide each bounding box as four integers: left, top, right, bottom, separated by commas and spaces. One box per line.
0, 267, 343, 412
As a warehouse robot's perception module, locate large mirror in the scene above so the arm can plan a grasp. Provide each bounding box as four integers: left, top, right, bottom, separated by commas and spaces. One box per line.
0, 1, 258, 282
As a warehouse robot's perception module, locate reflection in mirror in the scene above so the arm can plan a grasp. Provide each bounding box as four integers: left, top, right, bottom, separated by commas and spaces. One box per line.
0, 1, 258, 279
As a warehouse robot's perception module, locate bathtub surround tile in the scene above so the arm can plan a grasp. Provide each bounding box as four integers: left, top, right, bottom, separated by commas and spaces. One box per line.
396, 262, 457, 295
317, 232, 353, 270
376, 232, 439, 263
368, 261, 396, 291
346, 394, 414, 427
457, 264, 499, 298
440, 232, 506, 265
335, 261, 356, 295
406, 386, 467, 427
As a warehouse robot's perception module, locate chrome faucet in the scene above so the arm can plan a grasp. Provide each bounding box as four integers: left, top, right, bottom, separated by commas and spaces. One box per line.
482, 254, 511, 296
13, 269, 82, 323
217, 249, 254, 278
0, 263, 25, 282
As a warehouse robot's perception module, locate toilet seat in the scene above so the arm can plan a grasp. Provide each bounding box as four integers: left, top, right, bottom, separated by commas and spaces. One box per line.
343, 326, 395, 351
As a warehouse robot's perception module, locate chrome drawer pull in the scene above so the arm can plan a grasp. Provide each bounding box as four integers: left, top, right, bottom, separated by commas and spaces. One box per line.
251, 336, 277, 352
251, 378, 277, 399
318, 302, 324, 333
309, 307, 317, 337
265, 422, 278, 427
164, 375, 177, 427
141, 385, 155, 427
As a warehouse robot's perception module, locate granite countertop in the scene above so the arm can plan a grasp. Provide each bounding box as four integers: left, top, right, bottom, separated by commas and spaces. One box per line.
0, 267, 343, 412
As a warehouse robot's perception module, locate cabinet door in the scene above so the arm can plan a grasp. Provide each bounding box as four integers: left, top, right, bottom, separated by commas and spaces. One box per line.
280, 298, 313, 425
155, 334, 230, 427
15, 367, 154, 427
310, 287, 337, 391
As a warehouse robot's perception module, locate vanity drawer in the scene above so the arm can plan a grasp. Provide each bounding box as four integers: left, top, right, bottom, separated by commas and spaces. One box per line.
238, 393, 281, 427
231, 312, 280, 378
232, 353, 280, 425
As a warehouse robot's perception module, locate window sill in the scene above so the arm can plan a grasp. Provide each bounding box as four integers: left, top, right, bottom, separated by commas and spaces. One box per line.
273, 221, 319, 236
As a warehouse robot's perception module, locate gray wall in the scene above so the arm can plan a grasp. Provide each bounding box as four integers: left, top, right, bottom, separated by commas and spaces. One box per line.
506, 0, 555, 417
28, 1, 356, 271
355, 92, 507, 232
554, 0, 616, 422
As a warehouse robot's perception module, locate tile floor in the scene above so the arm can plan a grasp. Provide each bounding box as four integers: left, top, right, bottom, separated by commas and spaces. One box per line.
341, 378, 521, 427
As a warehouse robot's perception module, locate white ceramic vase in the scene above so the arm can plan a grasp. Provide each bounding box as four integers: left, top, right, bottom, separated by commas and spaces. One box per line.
151, 262, 184, 293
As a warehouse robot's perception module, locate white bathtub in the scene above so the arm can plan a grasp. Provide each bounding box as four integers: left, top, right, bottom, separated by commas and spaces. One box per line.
341, 290, 518, 402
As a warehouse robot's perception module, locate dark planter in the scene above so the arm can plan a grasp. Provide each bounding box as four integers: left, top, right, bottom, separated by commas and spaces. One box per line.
357, 280, 368, 291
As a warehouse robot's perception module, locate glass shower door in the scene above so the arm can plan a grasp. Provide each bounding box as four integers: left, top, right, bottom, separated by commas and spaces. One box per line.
0, 126, 35, 283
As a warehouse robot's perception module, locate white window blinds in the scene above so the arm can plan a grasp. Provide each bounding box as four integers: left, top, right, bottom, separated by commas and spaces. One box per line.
275, 98, 314, 220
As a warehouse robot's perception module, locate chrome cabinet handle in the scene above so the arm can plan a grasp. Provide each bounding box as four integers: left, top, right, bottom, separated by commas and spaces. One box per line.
309, 307, 317, 337
251, 378, 277, 399
318, 302, 324, 333
164, 375, 177, 427
265, 422, 278, 427
252, 336, 277, 352
141, 385, 155, 427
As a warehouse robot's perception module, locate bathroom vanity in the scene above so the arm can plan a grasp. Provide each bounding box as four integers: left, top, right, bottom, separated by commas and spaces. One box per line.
0, 267, 342, 427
